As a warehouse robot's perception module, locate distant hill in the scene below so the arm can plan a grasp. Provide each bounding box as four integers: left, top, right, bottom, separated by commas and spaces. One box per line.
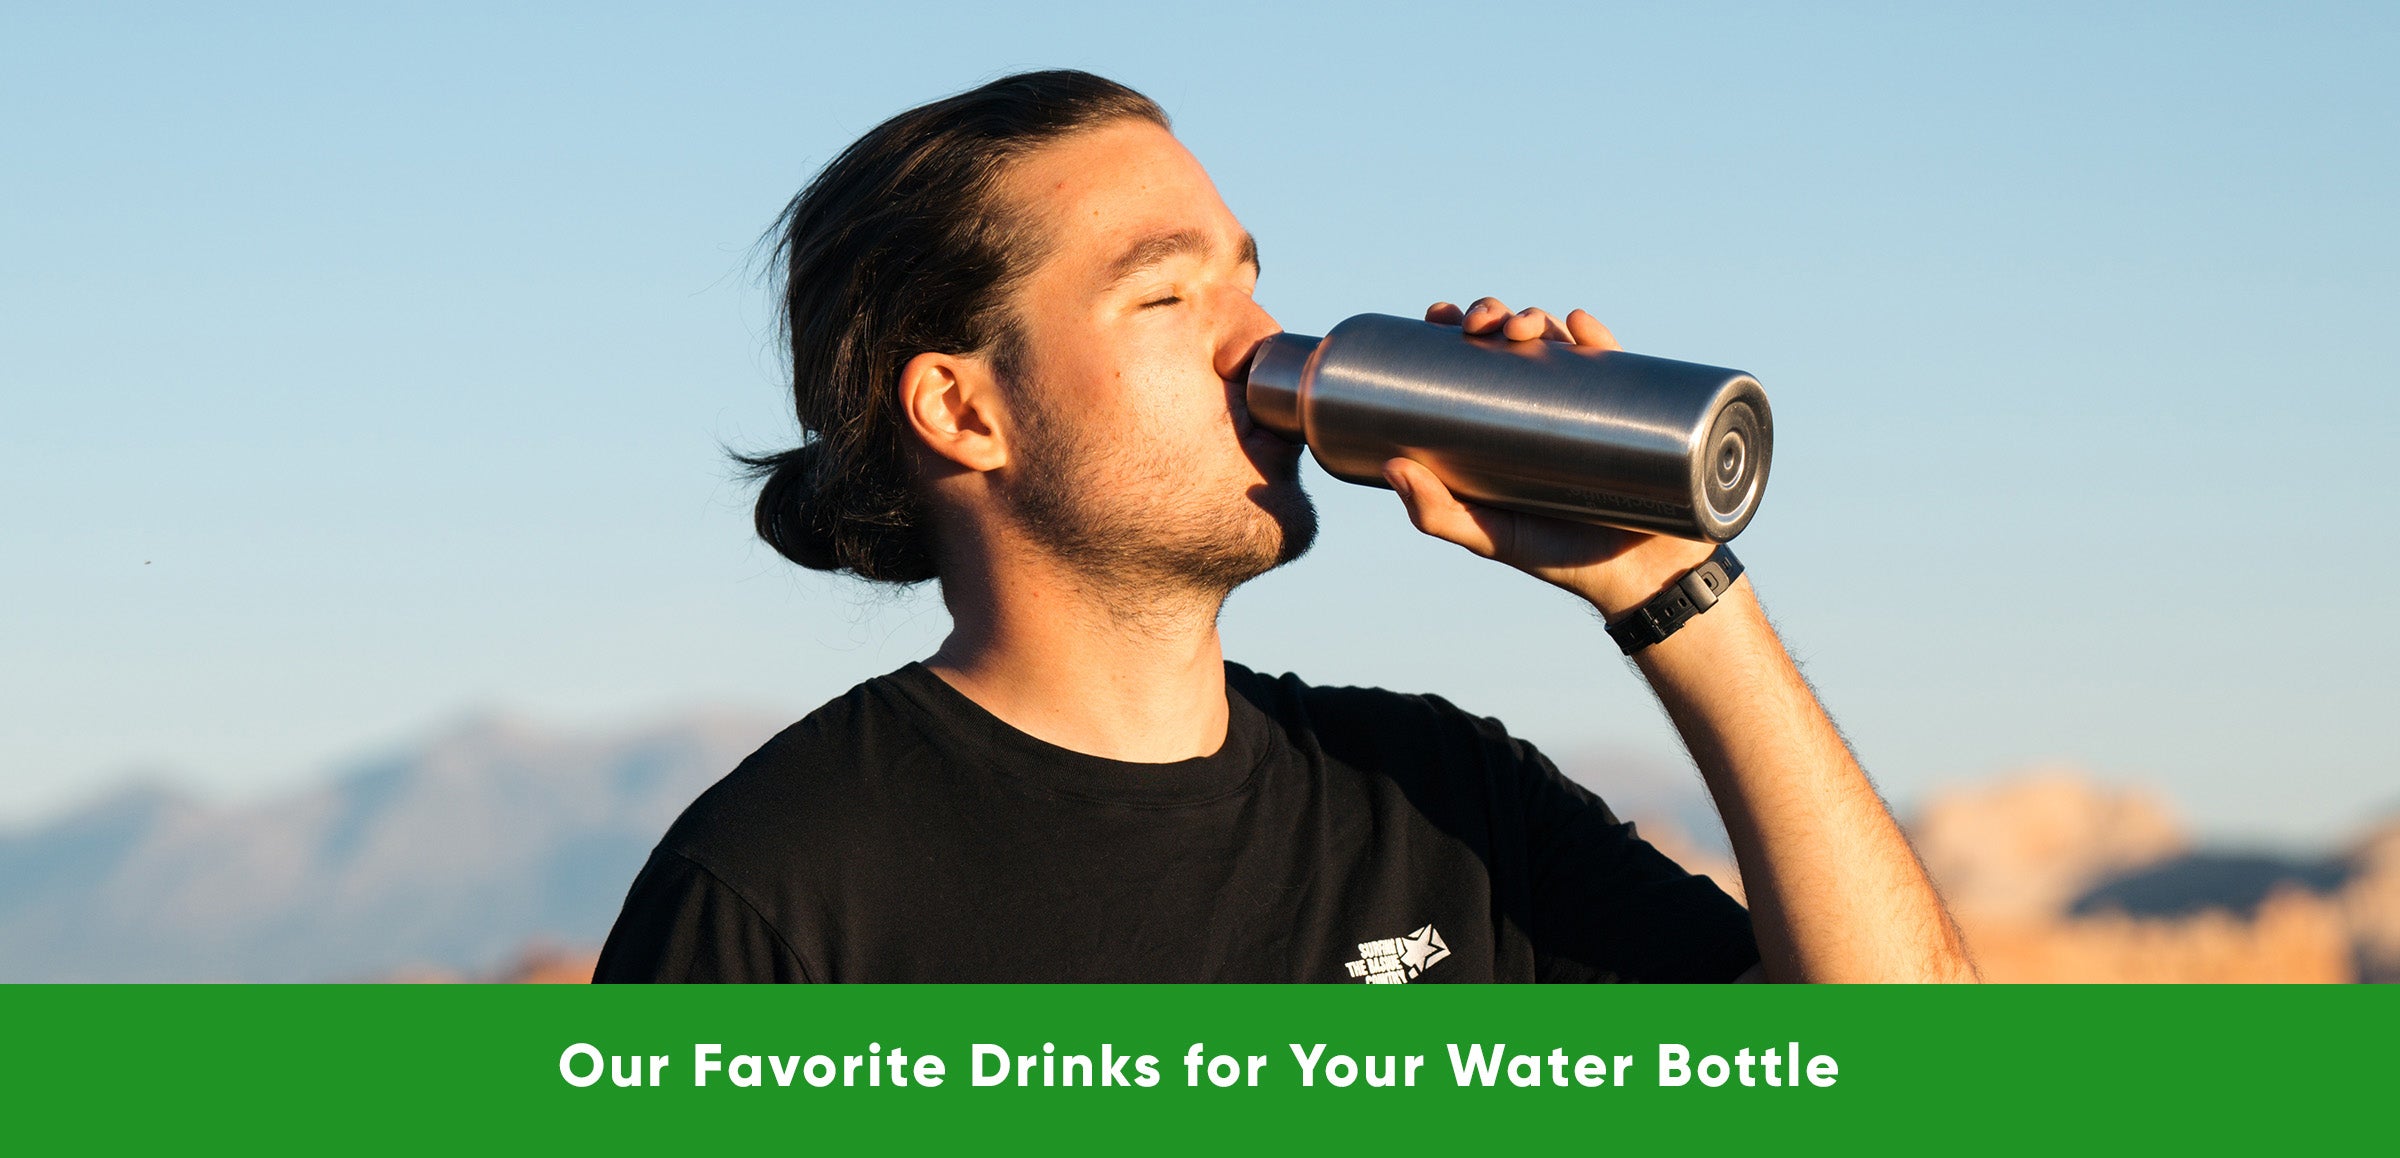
0, 712, 785, 982
1912, 772, 2400, 982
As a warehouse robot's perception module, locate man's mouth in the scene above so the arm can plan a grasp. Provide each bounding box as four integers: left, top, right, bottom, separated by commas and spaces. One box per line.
1231, 383, 1297, 448
1235, 403, 1305, 485
1229, 335, 1306, 473
1226, 369, 1262, 439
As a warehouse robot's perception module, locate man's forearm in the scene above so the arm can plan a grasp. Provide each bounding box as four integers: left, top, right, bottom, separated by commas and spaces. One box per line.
1625, 579, 1978, 983
1364, 302, 1979, 982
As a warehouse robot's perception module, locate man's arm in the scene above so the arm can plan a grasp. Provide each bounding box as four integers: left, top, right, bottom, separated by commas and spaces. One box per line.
1385, 297, 1977, 983
1622, 576, 1977, 982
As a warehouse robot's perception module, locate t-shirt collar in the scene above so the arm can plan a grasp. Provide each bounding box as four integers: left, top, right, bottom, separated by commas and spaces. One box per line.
878, 661, 1269, 806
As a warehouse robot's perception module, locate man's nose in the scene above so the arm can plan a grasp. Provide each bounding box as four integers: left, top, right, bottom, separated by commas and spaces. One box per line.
1215, 296, 1283, 383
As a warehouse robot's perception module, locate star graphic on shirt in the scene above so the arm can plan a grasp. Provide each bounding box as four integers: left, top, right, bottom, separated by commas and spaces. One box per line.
1398, 923, 1450, 979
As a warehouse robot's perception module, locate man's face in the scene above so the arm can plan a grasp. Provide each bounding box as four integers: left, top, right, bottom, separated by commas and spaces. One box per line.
990, 119, 1315, 598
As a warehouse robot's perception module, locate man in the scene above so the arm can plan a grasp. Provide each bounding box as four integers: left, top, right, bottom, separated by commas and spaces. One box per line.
594, 70, 1976, 983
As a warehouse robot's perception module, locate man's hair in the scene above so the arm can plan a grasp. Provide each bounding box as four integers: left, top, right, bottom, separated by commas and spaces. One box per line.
741, 70, 1169, 583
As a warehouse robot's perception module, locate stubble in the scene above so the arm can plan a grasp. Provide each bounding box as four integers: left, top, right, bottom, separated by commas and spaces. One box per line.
998, 378, 1318, 618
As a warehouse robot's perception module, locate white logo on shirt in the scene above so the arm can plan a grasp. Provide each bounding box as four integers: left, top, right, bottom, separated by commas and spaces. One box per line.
1342, 923, 1450, 983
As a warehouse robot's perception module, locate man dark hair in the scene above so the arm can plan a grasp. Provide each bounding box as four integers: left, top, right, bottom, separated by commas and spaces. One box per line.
596, 70, 1976, 984
742, 70, 1174, 584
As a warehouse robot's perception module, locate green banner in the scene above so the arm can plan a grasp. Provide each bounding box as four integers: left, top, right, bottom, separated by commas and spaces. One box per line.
8, 985, 2387, 1150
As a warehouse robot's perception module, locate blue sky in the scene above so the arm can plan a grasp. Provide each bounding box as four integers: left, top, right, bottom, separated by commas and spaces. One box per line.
4, 2, 2394, 841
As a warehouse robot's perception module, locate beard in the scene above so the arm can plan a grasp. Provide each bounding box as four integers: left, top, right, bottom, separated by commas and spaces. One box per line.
998, 390, 1318, 606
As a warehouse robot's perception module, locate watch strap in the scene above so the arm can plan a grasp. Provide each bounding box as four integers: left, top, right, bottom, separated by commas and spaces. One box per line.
1605, 544, 1744, 655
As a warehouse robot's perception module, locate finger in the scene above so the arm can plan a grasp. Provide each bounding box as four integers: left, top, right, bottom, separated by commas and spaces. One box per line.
1460, 296, 1512, 335
1383, 457, 1514, 560
1502, 306, 1570, 342
1565, 309, 1621, 350
1424, 301, 1465, 325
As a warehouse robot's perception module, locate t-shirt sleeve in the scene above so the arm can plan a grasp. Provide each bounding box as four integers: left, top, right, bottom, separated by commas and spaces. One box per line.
591, 848, 813, 983
1504, 735, 1760, 983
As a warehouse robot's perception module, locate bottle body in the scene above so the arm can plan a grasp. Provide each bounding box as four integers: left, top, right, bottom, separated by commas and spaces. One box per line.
1245, 313, 1773, 542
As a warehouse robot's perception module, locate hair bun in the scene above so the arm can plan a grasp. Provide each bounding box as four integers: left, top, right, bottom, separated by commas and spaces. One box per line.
749, 444, 844, 573
746, 441, 939, 583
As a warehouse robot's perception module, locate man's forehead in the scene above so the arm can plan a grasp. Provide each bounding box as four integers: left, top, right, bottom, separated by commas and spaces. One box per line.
1000, 121, 1249, 275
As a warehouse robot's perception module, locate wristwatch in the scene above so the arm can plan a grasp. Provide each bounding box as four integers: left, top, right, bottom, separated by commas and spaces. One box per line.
1604, 544, 1744, 655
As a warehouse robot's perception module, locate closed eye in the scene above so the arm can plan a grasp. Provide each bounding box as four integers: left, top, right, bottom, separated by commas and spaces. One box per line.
1140, 294, 1183, 309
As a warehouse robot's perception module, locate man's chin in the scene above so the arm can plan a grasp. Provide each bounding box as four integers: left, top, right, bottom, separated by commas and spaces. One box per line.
1148, 479, 1317, 598
1252, 478, 1319, 570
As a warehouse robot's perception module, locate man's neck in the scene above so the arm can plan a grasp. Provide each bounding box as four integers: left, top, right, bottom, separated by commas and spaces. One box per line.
925, 542, 1233, 764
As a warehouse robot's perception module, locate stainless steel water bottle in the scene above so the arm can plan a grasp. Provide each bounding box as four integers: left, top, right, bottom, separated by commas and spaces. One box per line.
1244, 313, 1773, 542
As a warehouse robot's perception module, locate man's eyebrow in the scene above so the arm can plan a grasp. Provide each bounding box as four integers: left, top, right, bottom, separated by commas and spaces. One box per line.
1101, 228, 1262, 286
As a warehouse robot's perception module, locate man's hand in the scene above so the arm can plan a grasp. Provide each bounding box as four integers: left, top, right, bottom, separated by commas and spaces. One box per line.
1387, 296, 1980, 983
1382, 297, 1715, 620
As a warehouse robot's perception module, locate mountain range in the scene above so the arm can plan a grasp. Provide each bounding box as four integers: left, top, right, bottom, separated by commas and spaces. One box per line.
0, 712, 781, 982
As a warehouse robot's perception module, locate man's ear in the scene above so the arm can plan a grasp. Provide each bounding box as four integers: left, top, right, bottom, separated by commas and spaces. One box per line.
897, 350, 1010, 472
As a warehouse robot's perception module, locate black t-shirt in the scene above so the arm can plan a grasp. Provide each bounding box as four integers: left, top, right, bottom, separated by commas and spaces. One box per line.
593, 661, 1758, 983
